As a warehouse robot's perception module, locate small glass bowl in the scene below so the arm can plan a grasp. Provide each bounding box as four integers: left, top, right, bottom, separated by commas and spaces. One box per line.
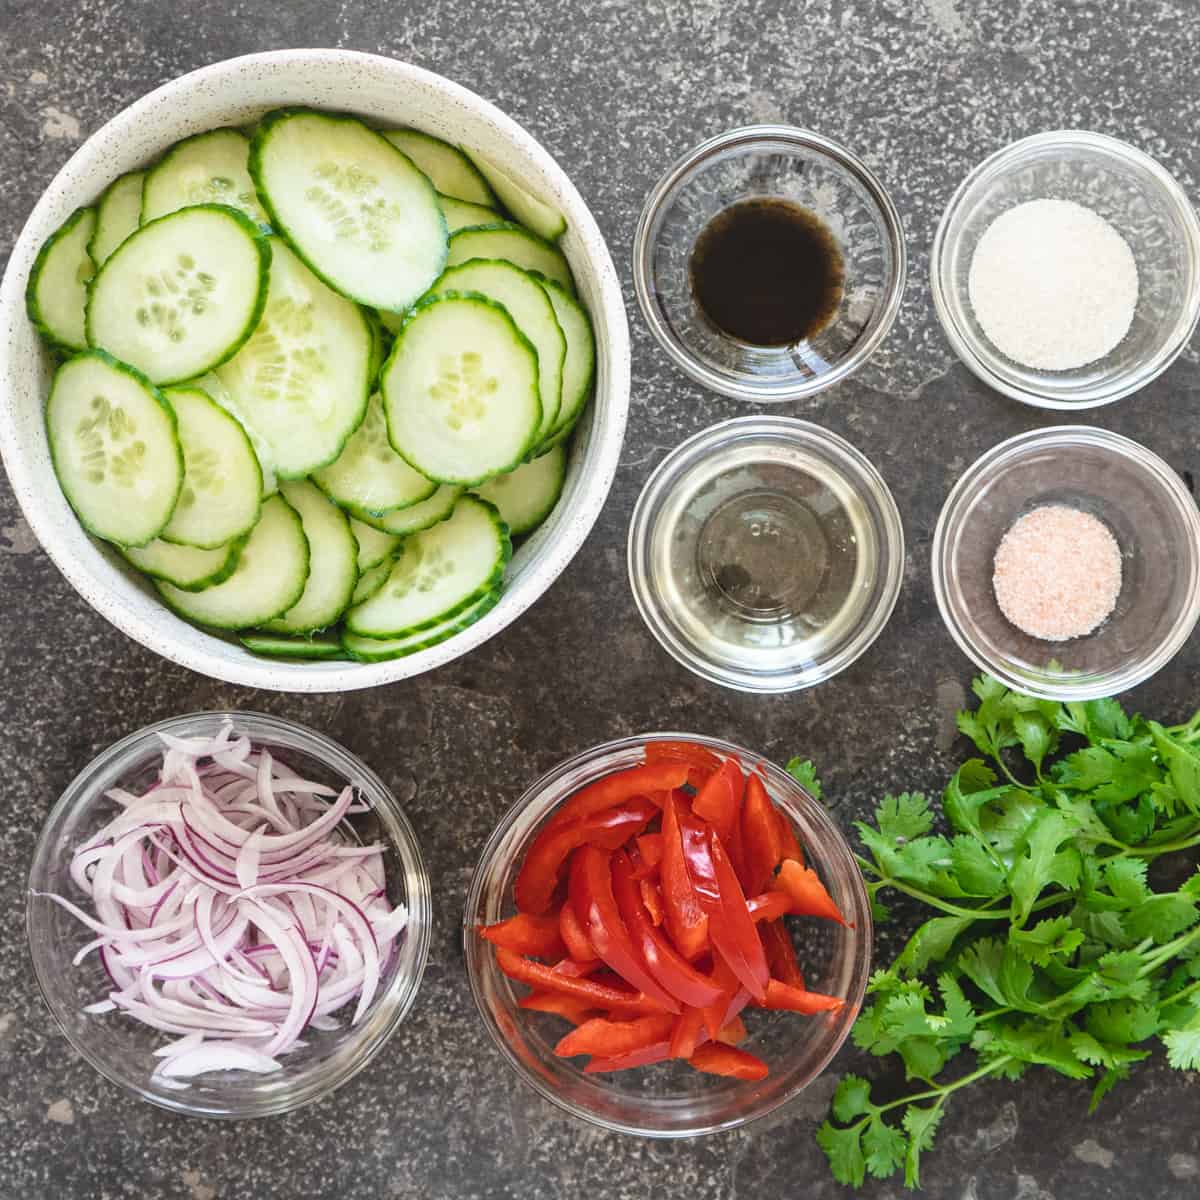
932, 427, 1200, 700
27, 713, 432, 1118
633, 125, 907, 401
931, 130, 1200, 409
463, 734, 871, 1138
628, 416, 905, 692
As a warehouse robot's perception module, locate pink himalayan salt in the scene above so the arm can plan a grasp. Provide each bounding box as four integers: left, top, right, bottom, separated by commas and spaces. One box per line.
992, 504, 1122, 642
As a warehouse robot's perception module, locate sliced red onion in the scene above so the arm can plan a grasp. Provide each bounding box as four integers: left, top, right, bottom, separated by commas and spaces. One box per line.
39, 722, 407, 1082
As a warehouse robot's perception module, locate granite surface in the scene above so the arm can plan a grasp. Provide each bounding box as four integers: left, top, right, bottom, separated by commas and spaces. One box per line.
3, 1, 1200, 1196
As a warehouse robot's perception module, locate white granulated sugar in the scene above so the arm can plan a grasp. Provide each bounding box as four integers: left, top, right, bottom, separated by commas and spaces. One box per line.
993, 504, 1122, 642
968, 198, 1139, 371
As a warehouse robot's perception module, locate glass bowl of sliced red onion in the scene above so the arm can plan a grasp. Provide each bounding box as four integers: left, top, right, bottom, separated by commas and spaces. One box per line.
27, 713, 431, 1118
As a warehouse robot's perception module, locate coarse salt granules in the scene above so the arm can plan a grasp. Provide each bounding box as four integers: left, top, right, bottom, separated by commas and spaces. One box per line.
993, 504, 1122, 642
968, 198, 1139, 371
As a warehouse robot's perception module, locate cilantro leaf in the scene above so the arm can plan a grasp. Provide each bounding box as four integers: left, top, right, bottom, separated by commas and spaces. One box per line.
862, 1116, 907, 1180
785, 757, 822, 801
831, 1074, 873, 1123
1123, 894, 1199, 944
1149, 722, 1200, 814
1088, 1066, 1129, 1113
1103, 857, 1150, 906
896, 914, 976, 976
901, 1103, 945, 1189
1086, 999, 1161, 1045
949, 835, 1006, 896
982, 1020, 1092, 1079
1006, 809, 1082, 923
1013, 710, 1055, 773
816, 1121, 866, 1187
877, 792, 935, 842
1009, 916, 1085, 966
1162, 1013, 1200, 1070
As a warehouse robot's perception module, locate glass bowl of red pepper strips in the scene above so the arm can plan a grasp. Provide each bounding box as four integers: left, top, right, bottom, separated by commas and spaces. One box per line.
464, 734, 871, 1136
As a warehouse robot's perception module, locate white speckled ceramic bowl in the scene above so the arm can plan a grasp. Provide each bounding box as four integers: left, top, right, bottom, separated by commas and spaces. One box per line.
0, 50, 630, 692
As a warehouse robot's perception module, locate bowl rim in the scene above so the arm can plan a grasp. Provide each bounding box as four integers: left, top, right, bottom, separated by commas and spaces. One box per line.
0, 49, 630, 692
626, 415, 906, 692
632, 123, 908, 402
461, 731, 872, 1138
930, 129, 1200, 410
930, 424, 1200, 700
26, 710, 433, 1118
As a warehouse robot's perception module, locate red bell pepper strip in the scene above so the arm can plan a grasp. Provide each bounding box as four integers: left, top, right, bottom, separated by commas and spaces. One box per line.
546, 762, 689, 832
746, 891, 792, 924
692, 757, 743, 843
759, 918, 805, 990
644, 740, 724, 777
555, 1013, 676, 1058
688, 1042, 769, 1081
515, 797, 658, 914
569, 846, 681, 1013
639, 879, 665, 926
584, 1040, 674, 1073
478, 912, 565, 958
756, 977, 844, 1014
740, 773, 783, 896
660, 792, 709, 961
551, 957, 599, 978
710, 833, 770, 1001
669, 1006, 707, 1059
494, 948, 672, 1015
518, 991, 598, 1025
717, 1015, 748, 1044
701, 952, 741, 1042
777, 858, 850, 926
633, 833, 663, 875
774, 804, 805, 865
611, 850, 724, 1010
559, 898, 599, 963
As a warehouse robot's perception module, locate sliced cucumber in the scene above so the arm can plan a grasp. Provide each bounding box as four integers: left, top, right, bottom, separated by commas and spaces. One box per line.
344, 496, 509, 638
350, 555, 394, 606
474, 443, 565, 536
240, 632, 346, 660
381, 295, 540, 486
262, 480, 357, 634
158, 386, 262, 548
426, 260, 565, 444
86, 204, 270, 385
382, 130, 495, 206
124, 533, 245, 590
365, 307, 386, 386
463, 148, 567, 242
157, 493, 308, 629
356, 484, 464, 537
439, 194, 500, 234
349, 516, 401, 570
312, 393, 436, 518
90, 172, 145, 266
215, 237, 371, 478
142, 128, 267, 226
250, 109, 447, 311
342, 588, 500, 662
46, 351, 183, 547
26, 207, 96, 353
539, 279, 595, 443
447, 223, 572, 293
187, 370, 277, 497
376, 308, 404, 337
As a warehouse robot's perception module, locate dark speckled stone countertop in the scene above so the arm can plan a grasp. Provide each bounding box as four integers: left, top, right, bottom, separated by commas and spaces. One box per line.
3, 2, 1200, 1196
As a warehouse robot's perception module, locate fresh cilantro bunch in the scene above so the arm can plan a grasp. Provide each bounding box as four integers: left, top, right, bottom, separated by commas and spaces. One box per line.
806, 676, 1200, 1190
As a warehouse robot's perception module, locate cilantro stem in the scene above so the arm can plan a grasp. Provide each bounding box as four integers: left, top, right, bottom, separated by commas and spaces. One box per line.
868, 872, 1071, 923
873, 1055, 1016, 1114
1137, 926, 1200, 977
1162, 977, 1200, 1007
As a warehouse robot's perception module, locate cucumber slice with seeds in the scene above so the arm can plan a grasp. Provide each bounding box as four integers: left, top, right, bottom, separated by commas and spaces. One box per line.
26, 207, 96, 353
381, 294, 540, 485
159, 386, 262, 548
355, 484, 464, 537
312, 393, 436, 518
142, 128, 267, 226
426, 260, 565, 444
262, 480, 357, 634
447, 222, 573, 293
46, 351, 183, 546
344, 495, 509, 638
342, 587, 500, 661
349, 516, 401, 570
474, 443, 566, 536
157, 493, 309, 629
240, 632, 346, 660
463, 148, 567, 242
187, 370, 277, 497
350, 555, 395, 606
215, 237, 371, 478
439, 194, 500, 234
382, 130, 495, 206
250, 109, 447, 311
124, 533, 245, 590
90, 172, 145, 266
86, 204, 270, 385
539, 278, 595, 443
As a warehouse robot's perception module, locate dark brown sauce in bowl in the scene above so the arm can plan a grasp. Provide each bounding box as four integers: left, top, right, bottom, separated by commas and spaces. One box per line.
688, 199, 845, 346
